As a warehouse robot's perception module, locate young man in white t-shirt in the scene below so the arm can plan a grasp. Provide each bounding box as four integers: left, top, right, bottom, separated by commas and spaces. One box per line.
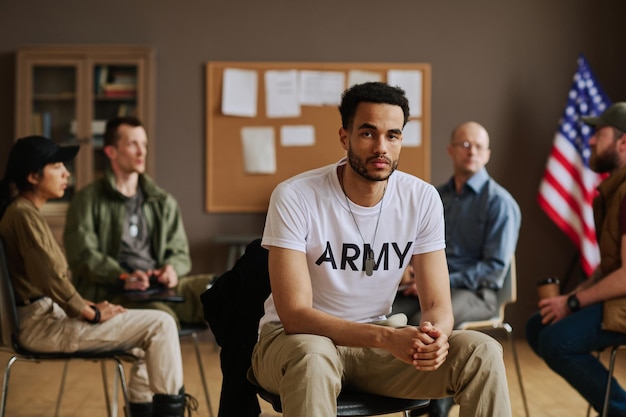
251, 82, 512, 417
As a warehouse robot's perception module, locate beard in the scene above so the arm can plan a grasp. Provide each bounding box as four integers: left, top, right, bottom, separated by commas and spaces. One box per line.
347, 146, 398, 182
590, 147, 619, 174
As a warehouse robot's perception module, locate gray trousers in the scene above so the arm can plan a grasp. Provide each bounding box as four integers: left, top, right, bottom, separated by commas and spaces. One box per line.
392, 288, 498, 327
251, 314, 512, 417
17, 298, 184, 403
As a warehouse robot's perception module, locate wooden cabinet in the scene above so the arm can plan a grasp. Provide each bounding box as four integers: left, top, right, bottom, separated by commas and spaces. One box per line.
15, 45, 156, 243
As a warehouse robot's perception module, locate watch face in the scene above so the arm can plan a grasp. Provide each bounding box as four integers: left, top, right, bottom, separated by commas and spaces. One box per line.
568, 295, 579, 311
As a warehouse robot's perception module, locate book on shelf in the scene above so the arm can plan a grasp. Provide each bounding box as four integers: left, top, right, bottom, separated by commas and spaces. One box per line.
41, 112, 52, 138
31, 112, 52, 137
95, 66, 137, 97
117, 103, 136, 116
31, 112, 42, 135
110, 71, 136, 85
102, 83, 137, 98
94, 66, 109, 95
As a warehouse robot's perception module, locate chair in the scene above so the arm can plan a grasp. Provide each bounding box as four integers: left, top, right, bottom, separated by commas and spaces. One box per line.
586, 345, 626, 417
0, 237, 136, 417
248, 369, 430, 417
456, 256, 530, 417
178, 322, 215, 417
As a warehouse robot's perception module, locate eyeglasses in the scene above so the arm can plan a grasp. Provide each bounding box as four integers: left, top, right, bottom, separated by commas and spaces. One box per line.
451, 141, 488, 152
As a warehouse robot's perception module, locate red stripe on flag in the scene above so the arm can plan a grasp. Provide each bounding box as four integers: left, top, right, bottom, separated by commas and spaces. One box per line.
550, 146, 597, 202
541, 168, 596, 243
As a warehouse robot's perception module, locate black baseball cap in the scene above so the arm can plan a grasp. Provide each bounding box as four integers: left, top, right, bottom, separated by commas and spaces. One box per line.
3, 136, 79, 182
581, 102, 626, 132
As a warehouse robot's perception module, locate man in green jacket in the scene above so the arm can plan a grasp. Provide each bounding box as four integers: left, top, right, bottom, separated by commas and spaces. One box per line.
64, 116, 213, 327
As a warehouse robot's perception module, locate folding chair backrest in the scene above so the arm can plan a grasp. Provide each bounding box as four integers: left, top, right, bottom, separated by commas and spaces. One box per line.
500, 256, 516, 305
0, 237, 19, 351
493, 255, 516, 322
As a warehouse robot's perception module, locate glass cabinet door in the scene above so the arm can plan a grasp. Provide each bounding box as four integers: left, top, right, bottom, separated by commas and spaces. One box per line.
91, 63, 140, 181
30, 63, 80, 202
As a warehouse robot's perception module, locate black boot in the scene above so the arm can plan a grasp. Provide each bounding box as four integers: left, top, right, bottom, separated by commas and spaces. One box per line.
153, 387, 198, 417
127, 402, 152, 417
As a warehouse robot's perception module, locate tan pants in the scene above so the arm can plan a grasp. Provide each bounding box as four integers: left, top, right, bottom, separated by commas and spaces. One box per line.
251, 314, 512, 417
18, 298, 183, 403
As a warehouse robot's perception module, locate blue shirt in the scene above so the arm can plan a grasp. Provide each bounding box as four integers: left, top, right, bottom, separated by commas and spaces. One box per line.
437, 168, 521, 291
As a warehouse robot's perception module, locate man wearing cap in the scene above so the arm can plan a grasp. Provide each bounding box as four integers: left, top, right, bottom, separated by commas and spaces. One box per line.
526, 102, 626, 416
63, 116, 214, 328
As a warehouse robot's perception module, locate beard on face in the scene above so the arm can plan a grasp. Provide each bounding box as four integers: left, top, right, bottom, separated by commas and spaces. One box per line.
347, 145, 398, 182
590, 146, 619, 174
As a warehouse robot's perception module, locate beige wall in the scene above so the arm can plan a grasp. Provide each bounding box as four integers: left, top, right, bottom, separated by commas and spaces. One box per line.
1, 0, 625, 333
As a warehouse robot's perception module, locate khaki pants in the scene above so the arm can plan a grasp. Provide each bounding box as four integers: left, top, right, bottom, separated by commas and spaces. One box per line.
251, 314, 512, 417
18, 298, 183, 403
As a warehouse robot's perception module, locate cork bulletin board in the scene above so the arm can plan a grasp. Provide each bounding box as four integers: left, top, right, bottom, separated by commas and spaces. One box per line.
205, 61, 431, 213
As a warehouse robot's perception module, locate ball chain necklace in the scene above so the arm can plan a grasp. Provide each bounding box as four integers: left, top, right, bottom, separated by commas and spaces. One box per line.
340, 166, 386, 276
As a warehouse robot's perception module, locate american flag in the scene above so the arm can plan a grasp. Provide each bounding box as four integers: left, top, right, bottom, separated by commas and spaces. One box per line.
537, 55, 611, 276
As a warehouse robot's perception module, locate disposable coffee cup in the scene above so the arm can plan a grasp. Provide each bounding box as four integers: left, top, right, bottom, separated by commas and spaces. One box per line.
537, 277, 560, 299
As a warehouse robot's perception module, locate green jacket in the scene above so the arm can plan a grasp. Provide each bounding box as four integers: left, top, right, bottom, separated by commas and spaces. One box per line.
63, 168, 191, 302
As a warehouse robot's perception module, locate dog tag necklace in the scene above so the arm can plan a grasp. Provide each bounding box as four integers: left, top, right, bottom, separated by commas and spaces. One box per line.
343, 186, 385, 276
129, 214, 139, 238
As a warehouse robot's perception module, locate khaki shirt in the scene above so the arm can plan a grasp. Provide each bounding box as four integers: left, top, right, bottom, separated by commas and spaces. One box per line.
0, 197, 85, 317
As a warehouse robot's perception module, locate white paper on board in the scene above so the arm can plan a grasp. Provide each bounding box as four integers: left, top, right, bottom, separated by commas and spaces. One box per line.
222, 68, 258, 117
402, 120, 422, 147
387, 70, 422, 117
299, 70, 345, 106
241, 127, 276, 174
280, 125, 315, 146
265, 70, 301, 118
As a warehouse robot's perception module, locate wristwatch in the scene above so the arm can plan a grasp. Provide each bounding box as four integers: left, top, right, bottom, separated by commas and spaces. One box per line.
567, 294, 581, 313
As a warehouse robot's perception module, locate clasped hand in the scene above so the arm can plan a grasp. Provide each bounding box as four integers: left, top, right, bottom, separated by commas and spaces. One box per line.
388, 321, 449, 371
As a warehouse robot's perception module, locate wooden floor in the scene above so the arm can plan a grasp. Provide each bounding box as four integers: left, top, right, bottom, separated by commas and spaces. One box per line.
1, 331, 624, 417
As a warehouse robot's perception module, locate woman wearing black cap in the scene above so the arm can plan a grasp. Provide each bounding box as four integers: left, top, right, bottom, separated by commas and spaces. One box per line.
0, 136, 193, 417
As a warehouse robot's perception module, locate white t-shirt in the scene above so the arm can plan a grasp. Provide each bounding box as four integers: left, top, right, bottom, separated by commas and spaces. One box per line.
260, 158, 445, 329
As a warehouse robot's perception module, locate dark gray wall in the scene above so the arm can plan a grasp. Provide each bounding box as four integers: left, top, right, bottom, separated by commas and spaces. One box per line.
1, 0, 625, 333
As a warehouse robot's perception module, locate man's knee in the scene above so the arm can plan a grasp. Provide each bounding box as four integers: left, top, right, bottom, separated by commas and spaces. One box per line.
178, 274, 215, 293
448, 330, 504, 367
255, 332, 342, 393
152, 309, 179, 333
280, 334, 343, 378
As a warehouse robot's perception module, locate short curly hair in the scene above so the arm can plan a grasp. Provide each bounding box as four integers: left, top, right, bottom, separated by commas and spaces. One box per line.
338, 82, 410, 130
